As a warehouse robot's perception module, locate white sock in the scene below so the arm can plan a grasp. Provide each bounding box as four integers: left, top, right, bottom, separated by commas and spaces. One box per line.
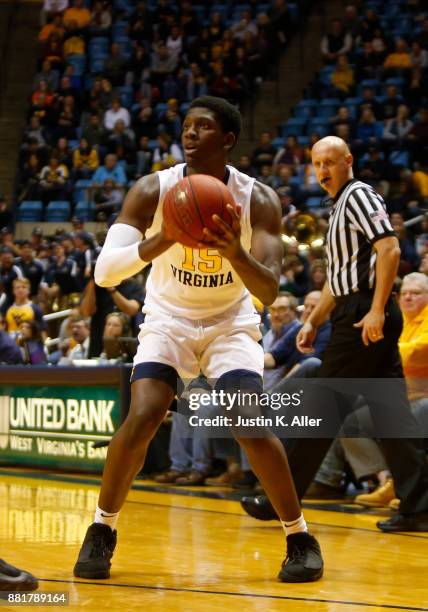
94, 505, 120, 531
281, 514, 308, 537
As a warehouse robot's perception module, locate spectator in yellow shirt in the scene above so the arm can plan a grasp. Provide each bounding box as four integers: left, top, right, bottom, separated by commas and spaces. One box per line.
72, 138, 99, 178
330, 54, 354, 97
63, 0, 91, 30
383, 39, 412, 71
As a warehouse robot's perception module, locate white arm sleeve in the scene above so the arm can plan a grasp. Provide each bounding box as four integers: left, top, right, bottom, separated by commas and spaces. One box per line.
94, 223, 148, 287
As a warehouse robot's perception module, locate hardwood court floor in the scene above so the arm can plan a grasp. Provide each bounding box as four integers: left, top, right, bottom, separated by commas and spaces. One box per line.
0, 468, 427, 612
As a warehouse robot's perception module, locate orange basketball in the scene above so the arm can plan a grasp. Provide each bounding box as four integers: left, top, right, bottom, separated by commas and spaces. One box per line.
163, 174, 237, 248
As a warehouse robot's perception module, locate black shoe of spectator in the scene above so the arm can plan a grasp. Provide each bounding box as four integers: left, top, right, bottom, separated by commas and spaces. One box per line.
377, 512, 428, 532
241, 495, 279, 521
0, 559, 38, 591
232, 470, 258, 490
304, 481, 346, 500
278, 532, 324, 583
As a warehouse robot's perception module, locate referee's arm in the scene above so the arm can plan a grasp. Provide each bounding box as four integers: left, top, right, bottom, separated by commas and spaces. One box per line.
354, 236, 400, 346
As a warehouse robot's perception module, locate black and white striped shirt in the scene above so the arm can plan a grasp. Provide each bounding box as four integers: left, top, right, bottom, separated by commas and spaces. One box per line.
326, 179, 395, 297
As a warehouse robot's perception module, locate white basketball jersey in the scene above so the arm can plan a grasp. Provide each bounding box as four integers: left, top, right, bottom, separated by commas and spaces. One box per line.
143, 163, 256, 319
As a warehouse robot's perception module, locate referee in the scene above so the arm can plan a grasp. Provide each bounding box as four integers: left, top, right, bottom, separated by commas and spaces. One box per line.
243, 136, 428, 531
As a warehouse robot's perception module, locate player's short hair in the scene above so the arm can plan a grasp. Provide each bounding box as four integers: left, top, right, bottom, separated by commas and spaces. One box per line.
189, 96, 242, 140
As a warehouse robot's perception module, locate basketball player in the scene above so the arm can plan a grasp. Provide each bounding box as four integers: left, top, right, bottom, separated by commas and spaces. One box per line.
74, 96, 323, 582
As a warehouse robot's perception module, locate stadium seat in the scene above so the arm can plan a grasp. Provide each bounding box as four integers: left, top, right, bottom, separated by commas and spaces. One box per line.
73, 179, 92, 203
305, 196, 322, 209
73, 201, 94, 221
389, 150, 410, 167
45, 201, 71, 222
280, 118, 307, 137
17, 201, 43, 222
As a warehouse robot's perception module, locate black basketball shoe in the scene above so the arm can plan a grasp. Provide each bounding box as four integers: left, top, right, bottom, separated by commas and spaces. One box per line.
0, 559, 38, 592
278, 532, 324, 583
74, 523, 117, 579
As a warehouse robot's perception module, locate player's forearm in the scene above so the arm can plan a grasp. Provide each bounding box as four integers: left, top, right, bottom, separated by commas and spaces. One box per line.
229, 247, 279, 305
307, 283, 336, 328
371, 245, 400, 312
95, 223, 173, 287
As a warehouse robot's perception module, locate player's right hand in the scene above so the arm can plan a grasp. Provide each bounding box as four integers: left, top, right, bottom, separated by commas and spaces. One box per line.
296, 323, 317, 354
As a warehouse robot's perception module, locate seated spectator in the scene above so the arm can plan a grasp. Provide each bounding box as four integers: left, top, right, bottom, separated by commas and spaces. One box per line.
91, 153, 127, 188
42, 31, 64, 71
38, 156, 69, 204
106, 120, 136, 163
104, 98, 131, 132
16, 154, 42, 203
16, 320, 47, 365
0, 195, 13, 231
405, 67, 428, 115
410, 41, 428, 69
359, 147, 393, 185
93, 179, 124, 220
135, 136, 154, 178
43, 242, 78, 309
52, 136, 73, 169
31, 79, 56, 109
98, 312, 133, 361
80, 276, 144, 358
63, 23, 86, 59
90, 0, 112, 32
357, 86, 382, 121
355, 41, 381, 81
408, 108, 428, 165
104, 43, 128, 88
263, 293, 300, 390
63, 0, 91, 31
308, 260, 326, 292
22, 116, 50, 151
320, 18, 352, 64
391, 212, 420, 273
330, 106, 355, 138
82, 113, 107, 148
15, 241, 45, 298
231, 10, 257, 42
267, 0, 292, 48
132, 100, 157, 141
382, 104, 413, 150
380, 85, 403, 120
151, 42, 178, 84
59, 316, 90, 362
72, 137, 99, 178
383, 38, 412, 72
330, 54, 354, 97
251, 132, 277, 173
38, 14, 65, 44
56, 94, 79, 139
151, 133, 183, 171
186, 62, 208, 100
5, 278, 45, 336
33, 59, 59, 93
166, 24, 184, 61
0, 313, 23, 364
354, 108, 379, 150
235, 154, 255, 176
265, 290, 331, 375
257, 164, 278, 189
0, 249, 23, 310
273, 135, 304, 172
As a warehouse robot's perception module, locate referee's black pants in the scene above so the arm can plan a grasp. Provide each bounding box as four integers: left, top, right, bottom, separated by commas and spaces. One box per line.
286, 292, 428, 514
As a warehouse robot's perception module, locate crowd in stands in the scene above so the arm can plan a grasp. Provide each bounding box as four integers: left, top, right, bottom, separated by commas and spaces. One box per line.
13, 0, 297, 223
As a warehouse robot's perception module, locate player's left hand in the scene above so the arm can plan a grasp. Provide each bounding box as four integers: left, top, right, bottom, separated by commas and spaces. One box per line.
200, 204, 242, 260
353, 309, 385, 346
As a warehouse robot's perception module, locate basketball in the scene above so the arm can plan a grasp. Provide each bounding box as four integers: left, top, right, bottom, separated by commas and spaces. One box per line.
163, 174, 237, 248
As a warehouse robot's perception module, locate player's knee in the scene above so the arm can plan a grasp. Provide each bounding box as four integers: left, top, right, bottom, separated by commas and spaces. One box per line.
123, 403, 167, 447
